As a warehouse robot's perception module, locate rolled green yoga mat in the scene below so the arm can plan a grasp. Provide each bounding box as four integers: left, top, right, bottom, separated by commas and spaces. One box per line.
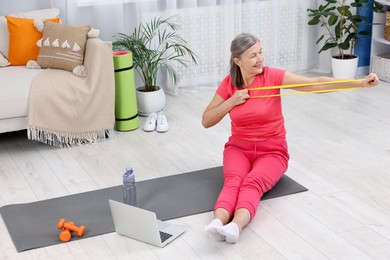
113, 51, 139, 131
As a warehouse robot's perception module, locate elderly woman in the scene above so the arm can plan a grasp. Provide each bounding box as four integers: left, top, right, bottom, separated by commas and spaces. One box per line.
202, 33, 379, 243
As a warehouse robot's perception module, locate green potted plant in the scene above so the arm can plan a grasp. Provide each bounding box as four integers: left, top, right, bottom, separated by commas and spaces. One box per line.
113, 16, 198, 115
307, 0, 383, 78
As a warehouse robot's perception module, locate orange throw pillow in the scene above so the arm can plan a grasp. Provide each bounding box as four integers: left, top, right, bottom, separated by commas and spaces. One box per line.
6, 16, 60, 65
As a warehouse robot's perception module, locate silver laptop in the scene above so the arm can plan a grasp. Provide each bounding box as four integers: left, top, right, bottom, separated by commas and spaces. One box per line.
108, 199, 186, 247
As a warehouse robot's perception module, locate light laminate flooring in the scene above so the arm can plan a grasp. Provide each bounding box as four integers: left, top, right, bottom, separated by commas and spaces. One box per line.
1, 76, 390, 259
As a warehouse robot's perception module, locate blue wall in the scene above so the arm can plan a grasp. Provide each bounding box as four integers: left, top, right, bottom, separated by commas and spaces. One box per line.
355, 1, 374, 67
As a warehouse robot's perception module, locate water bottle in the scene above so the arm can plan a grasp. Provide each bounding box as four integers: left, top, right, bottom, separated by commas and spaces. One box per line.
123, 167, 137, 206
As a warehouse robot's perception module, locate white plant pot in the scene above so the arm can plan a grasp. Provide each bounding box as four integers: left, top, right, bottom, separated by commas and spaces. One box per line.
331, 55, 359, 79
136, 86, 166, 116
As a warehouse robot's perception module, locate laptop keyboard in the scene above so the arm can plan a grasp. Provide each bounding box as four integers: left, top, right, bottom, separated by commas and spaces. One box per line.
159, 231, 173, 243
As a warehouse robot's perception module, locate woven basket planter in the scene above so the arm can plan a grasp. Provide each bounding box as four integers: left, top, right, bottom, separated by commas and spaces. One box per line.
371, 53, 390, 82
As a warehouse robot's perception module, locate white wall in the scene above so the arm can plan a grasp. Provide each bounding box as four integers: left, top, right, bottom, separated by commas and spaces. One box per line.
0, 0, 51, 15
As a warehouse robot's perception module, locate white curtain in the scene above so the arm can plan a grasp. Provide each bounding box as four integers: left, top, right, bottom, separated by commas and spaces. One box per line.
51, 0, 327, 94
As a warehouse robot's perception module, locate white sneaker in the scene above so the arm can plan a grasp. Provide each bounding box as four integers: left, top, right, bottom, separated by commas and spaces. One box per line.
143, 113, 157, 132
156, 112, 169, 133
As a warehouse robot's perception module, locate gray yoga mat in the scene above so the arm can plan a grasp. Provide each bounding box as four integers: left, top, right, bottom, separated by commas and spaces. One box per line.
0, 166, 307, 252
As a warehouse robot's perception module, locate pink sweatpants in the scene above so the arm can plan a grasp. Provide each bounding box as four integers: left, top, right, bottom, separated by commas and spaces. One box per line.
214, 135, 289, 220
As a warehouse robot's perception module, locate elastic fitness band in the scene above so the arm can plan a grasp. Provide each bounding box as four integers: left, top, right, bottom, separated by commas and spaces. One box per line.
247, 79, 366, 98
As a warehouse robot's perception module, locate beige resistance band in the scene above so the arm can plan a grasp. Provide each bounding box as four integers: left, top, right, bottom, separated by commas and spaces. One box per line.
247, 79, 365, 98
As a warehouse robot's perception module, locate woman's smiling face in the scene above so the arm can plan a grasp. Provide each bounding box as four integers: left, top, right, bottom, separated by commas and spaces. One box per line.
234, 41, 264, 77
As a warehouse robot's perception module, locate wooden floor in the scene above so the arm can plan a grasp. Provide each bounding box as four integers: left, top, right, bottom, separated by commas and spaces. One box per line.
1, 76, 390, 259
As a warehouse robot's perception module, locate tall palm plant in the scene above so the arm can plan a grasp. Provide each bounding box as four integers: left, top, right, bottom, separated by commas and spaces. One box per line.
113, 16, 198, 92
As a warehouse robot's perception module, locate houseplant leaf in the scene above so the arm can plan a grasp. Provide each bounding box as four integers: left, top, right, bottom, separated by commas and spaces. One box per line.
307, 0, 384, 57
113, 16, 198, 92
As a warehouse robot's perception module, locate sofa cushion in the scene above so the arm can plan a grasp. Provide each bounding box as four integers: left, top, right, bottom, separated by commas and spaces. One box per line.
0, 8, 60, 59
6, 16, 60, 65
37, 22, 91, 73
0, 66, 42, 119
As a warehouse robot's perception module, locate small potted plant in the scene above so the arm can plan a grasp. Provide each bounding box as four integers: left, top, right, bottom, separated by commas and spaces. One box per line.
113, 16, 198, 115
307, 0, 383, 78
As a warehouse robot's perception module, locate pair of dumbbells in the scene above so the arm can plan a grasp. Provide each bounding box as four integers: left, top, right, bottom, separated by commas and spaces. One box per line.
57, 218, 86, 242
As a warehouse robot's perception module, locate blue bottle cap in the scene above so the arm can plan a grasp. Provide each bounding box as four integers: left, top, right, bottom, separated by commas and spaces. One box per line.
123, 168, 134, 180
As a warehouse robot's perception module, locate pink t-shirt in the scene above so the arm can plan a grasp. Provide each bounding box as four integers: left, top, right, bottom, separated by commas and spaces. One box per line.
216, 67, 286, 141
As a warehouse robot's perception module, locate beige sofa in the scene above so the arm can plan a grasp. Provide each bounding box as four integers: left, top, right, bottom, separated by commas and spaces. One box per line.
0, 8, 59, 133
0, 7, 115, 139
0, 66, 42, 133
0, 39, 114, 135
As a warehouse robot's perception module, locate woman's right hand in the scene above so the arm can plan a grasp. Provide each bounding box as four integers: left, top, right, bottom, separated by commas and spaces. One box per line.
230, 89, 250, 106
202, 89, 250, 128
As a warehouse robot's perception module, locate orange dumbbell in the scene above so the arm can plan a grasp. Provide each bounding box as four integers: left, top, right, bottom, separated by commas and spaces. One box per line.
58, 218, 86, 242
59, 228, 72, 242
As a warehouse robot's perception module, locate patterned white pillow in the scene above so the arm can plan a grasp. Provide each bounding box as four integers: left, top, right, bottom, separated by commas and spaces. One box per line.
0, 51, 10, 67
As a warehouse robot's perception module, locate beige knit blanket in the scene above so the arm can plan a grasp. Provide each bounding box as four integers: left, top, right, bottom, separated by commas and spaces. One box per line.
27, 38, 115, 147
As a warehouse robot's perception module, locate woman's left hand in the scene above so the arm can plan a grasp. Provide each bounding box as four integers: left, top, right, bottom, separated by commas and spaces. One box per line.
363, 73, 379, 88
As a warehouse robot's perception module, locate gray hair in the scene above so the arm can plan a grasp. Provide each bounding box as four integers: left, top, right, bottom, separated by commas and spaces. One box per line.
230, 33, 260, 89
